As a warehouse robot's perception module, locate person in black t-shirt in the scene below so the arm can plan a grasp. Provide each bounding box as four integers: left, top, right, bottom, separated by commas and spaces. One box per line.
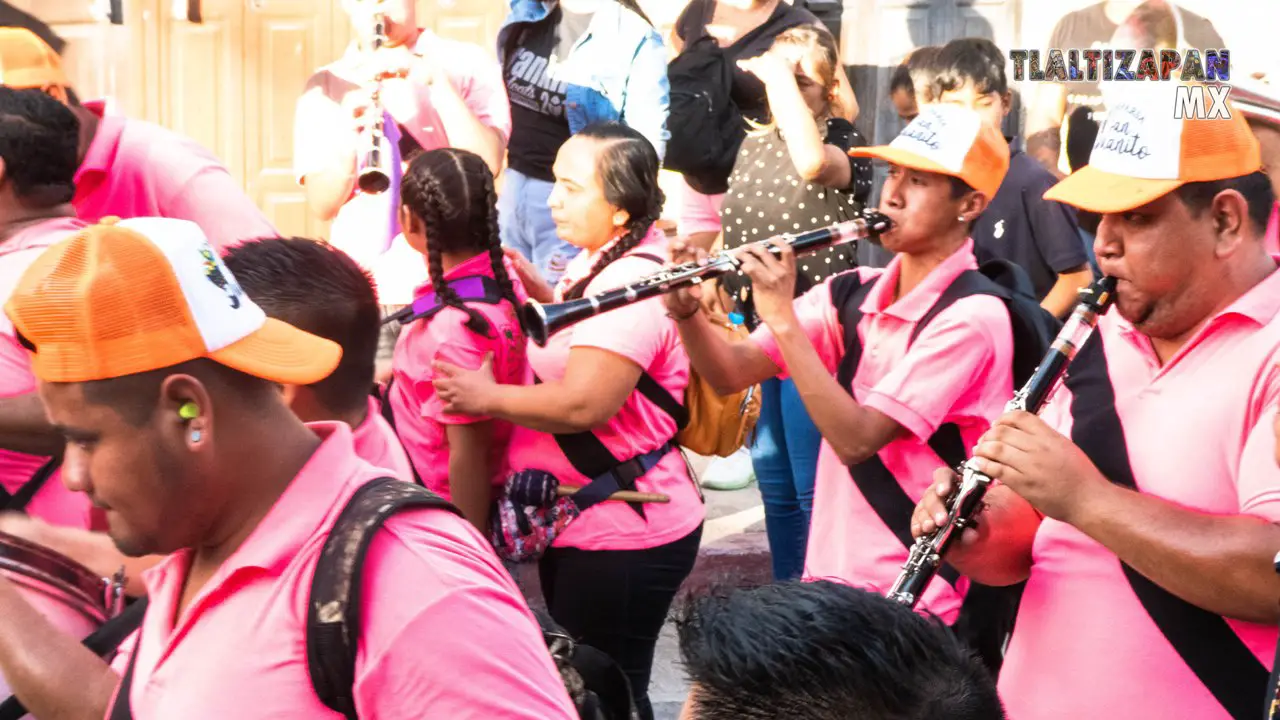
930, 37, 1094, 319
709, 24, 873, 581
1024, 1, 1225, 175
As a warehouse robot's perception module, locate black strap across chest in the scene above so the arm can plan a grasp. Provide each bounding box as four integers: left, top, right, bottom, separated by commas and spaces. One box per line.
0, 455, 61, 513
830, 271, 996, 589
1063, 332, 1268, 719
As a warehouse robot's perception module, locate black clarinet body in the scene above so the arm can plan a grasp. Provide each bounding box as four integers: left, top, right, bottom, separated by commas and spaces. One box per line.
886, 276, 1118, 608
521, 209, 894, 346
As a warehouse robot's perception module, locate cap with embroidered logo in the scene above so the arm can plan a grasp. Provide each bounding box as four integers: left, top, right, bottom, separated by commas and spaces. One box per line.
1044, 82, 1262, 213
849, 104, 1010, 200
0, 28, 68, 92
3, 217, 342, 384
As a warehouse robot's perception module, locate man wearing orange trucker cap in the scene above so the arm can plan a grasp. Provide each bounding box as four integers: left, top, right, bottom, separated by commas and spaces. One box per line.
0, 217, 576, 719
912, 81, 1280, 719
663, 104, 1018, 651
0, 28, 276, 251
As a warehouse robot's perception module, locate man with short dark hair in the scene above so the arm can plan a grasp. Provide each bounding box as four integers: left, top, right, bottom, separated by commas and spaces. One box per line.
930, 37, 1093, 319
0, 85, 91, 529
665, 104, 1013, 632
0, 217, 576, 719
889, 62, 917, 123
675, 581, 1005, 719
0, 27, 276, 250
222, 236, 410, 478
914, 82, 1280, 719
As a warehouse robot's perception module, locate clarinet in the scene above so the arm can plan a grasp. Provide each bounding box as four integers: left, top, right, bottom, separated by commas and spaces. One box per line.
886, 276, 1118, 608
522, 209, 893, 347
356, 13, 392, 195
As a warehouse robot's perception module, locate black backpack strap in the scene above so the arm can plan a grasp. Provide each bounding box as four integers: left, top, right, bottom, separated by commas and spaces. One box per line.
370, 379, 425, 487
383, 275, 505, 326
307, 478, 462, 720
2, 455, 62, 513
830, 271, 878, 391
1064, 332, 1267, 718
634, 372, 689, 430
1, 596, 150, 720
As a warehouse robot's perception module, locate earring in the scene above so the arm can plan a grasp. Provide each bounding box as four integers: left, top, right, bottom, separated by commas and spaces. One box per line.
957, 215, 966, 222
190, 429, 203, 443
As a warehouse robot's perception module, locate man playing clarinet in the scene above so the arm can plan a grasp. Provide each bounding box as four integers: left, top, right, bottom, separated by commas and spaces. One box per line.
913, 82, 1280, 720
664, 105, 1015, 662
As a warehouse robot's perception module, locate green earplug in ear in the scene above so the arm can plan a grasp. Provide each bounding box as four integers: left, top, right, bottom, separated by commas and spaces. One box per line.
179, 402, 200, 421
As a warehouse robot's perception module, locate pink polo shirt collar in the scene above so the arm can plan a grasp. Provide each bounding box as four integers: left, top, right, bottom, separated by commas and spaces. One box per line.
859, 237, 978, 320
1112, 261, 1280, 371
142, 422, 360, 590
72, 101, 124, 187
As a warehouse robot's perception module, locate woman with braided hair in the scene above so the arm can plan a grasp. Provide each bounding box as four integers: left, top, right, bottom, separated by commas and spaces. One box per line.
387, 147, 529, 533
434, 123, 704, 720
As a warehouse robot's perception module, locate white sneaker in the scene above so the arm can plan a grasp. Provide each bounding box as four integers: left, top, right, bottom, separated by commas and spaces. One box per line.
699, 446, 755, 491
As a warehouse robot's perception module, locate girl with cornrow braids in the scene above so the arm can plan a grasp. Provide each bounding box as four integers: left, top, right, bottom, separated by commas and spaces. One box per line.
434, 123, 704, 720
388, 147, 529, 533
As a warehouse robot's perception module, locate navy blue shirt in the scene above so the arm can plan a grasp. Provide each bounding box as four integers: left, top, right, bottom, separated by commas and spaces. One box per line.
973, 147, 1091, 300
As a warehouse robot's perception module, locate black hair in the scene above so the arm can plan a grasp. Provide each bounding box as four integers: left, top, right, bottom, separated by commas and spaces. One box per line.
222, 237, 381, 417
562, 123, 665, 301
399, 148, 521, 337
1174, 171, 1276, 235
0, 86, 78, 206
1065, 105, 1099, 173
82, 359, 277, 428
676, 581, 1006, 720
611, 0, 652, 25
949, 175, 976, 200
933, 37, 1008, 99
905, 46, 943, 103
890, 62, 914, 95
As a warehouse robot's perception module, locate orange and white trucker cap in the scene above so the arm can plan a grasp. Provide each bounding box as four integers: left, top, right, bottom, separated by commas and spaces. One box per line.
1044, 82, 1262, 213
4, 217, 342, 385
849, 104, 1010, 201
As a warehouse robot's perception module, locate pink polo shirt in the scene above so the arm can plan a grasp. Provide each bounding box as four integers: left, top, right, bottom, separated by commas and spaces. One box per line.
294, 30, 511, 304
73, 102, 276, 252
750, 238, 1013, 622
390, 253, 528, 499
112, 423, 574, 718
505, 229, 705, 552
0, 216, 93, 529
353, 396, 413, 480
998, 265, 1280, 720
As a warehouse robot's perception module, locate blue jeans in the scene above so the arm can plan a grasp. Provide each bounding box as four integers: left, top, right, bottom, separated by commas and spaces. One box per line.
498, 168, 582, 285
750, 377, 820, 581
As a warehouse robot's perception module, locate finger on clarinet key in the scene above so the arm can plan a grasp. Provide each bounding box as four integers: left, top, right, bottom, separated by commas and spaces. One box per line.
556, 486, 671, 503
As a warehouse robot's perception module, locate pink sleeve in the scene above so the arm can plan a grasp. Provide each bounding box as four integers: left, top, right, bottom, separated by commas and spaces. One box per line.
446, 46, 512, 143
860, 297, 1007, 442
163, 169, 279, 251
420, 312, 496, 426
677, 178, 724, 237
355, 516, 576, 719
1237, 363, 1280, 518
567, 259, 669, 369
748, 278, 845, 378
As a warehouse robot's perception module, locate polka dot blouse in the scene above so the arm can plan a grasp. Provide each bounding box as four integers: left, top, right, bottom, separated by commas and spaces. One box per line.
719, 117, 873, 328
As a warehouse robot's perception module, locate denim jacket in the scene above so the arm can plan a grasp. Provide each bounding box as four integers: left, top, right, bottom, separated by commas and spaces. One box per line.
499, 0, 670, 159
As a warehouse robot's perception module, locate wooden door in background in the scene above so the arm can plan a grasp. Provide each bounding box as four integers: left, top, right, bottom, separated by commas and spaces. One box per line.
243, 0, 340, 239
6, 0, 159, 121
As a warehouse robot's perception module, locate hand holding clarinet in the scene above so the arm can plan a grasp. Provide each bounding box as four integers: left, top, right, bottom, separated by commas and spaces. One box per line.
893, 277, 1117, 607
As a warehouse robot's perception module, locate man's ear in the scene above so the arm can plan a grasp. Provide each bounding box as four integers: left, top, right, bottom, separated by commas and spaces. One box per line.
959, 190, 990, 225
280, 383, 299, 409
1208, 188, 1251, 258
